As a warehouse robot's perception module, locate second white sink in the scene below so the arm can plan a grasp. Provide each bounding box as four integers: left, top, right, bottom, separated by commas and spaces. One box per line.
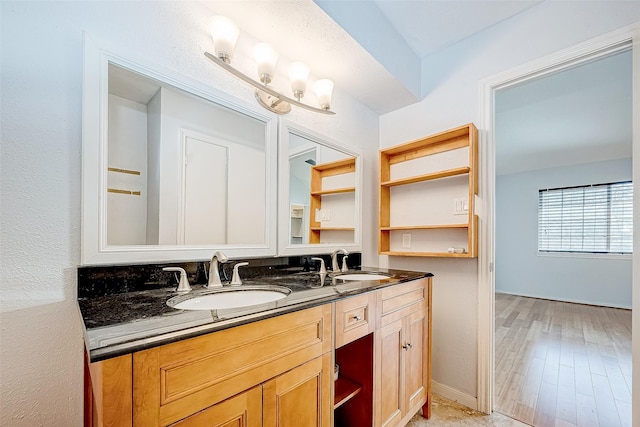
168, 287, 290, 310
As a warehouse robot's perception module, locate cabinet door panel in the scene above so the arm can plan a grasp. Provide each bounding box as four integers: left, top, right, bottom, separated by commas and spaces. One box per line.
263, 354, 331, 427
170, 386, 261, 427
405, 309, 427, 413
375, 319, 404, 427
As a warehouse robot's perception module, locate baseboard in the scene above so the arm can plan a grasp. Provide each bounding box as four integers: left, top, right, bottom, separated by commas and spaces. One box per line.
495, 290, 632, 310
432, 381, 478, 411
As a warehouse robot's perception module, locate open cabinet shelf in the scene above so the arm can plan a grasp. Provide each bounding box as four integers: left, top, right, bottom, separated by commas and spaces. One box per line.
379, 123, 478, 258
334, 376, 363, 409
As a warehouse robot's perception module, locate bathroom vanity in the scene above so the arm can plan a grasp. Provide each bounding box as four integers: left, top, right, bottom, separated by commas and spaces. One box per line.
79, 41, 431, 427
80, 268, 432, 427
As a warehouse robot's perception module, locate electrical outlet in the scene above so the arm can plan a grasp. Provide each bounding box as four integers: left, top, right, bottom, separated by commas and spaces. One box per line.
402, 233, 411, 248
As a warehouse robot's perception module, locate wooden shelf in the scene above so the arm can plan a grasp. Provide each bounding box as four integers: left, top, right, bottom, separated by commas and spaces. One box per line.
380, 224, 468, 231
334, 376, 362, 410
311, 187, 356, 196
313, 157, 355, 173
310, 227, 355, 231
379, 123, 478, 258
379, 251, 472, 258
380, 166, 469, 187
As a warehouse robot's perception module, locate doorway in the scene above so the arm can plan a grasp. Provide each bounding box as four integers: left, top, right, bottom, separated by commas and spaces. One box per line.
492, 50, 633, 425
476, 24, 640, 423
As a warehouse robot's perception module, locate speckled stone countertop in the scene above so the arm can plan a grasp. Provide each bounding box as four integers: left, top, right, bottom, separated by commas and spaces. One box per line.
78, 264, 432, 362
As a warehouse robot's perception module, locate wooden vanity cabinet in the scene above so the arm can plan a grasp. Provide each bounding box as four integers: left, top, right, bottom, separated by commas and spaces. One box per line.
86, 278, 432, 427
374, 278, 432, 427
87, 304, 333, 427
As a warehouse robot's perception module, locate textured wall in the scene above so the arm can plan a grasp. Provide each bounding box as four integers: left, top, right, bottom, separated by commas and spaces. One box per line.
0, 1, 378, 424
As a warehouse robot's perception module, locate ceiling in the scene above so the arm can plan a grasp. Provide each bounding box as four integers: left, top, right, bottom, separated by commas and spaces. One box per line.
495, 50, 632, 175
202, 0, 543, 114
200, 1, 633, 174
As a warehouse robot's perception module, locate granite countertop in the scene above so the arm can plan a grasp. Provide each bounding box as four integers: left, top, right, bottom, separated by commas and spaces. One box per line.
78, 266, 432, 362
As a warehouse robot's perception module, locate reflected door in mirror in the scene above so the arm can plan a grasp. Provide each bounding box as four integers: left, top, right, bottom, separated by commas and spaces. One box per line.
106, 64, 267, 247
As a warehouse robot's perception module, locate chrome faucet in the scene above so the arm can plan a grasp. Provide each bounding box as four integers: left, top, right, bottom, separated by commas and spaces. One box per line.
331, 248, 349, 273
207, 251, 229, 288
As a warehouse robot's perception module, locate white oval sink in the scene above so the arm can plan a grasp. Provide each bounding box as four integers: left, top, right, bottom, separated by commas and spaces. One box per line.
168, 288, 289, 310
335, 273, 391, 281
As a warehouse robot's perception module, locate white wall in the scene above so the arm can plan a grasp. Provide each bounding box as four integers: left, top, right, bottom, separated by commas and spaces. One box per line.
0, 1, 379, 425
380, 2, 640, 405
107, 94, 148, 245
496, 158, 632, 308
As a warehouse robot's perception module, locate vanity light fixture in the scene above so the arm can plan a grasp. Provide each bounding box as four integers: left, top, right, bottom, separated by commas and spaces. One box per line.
205, 15, 335, 115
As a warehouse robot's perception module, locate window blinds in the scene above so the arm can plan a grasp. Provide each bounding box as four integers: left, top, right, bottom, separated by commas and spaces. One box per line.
538, 181, 633, 254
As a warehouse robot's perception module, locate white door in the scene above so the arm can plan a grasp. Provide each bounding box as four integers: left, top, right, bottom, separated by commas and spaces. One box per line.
180, 131, 229, 245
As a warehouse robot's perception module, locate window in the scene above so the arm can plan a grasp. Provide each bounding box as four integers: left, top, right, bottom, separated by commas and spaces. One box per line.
538, 181, 633, 254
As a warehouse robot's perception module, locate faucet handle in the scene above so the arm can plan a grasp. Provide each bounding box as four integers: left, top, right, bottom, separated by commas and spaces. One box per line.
341, 255, 349, 273
311, 257, 327, 275
230, 262, 249, 286
163, 267, 191, 293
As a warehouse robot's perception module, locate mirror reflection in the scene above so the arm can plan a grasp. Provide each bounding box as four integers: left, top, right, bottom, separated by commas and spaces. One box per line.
106, 63, 267, 246
287, 132, 357, 245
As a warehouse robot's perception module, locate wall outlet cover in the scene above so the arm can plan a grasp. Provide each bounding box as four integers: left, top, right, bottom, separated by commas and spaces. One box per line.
402, 233, 411, 248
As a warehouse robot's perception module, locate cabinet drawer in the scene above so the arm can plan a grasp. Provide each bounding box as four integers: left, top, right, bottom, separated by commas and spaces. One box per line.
335, 292, 376, 348
377, 279, 429, 328
133, 304, 333, 426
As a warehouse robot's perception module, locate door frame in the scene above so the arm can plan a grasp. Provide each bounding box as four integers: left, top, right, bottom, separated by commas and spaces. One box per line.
476, 22, 640, 415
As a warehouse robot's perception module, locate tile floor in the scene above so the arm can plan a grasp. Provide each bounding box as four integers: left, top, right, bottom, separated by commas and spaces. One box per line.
406, 394, 530, 426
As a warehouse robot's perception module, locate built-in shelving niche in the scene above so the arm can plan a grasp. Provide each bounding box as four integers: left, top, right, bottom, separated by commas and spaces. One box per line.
379, 123, 478, 257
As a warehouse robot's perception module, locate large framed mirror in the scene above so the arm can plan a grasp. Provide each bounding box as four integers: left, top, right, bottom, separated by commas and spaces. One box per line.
82, 37, 277, 265
278, 120, 362, 256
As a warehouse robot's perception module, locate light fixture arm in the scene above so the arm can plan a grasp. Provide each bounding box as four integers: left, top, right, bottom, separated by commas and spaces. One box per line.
204, 52, 335, 115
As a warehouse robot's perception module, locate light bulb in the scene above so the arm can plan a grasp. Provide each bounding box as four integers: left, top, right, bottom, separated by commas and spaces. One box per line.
314, 79, 334, 110
289, 62, 309, 100
210, 16, 239, 63
254, 43, 278, 84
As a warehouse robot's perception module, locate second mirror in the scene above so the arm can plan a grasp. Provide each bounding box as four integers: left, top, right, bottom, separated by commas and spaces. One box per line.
279, 120, 362, 256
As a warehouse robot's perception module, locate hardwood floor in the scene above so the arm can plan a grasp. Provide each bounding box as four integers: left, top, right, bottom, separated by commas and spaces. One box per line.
495, 293, 632, 427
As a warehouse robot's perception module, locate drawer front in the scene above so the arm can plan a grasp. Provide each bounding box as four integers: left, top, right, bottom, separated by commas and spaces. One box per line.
133, 304, 333, 426
335, 292, 376, 348
377, 279, 429, 328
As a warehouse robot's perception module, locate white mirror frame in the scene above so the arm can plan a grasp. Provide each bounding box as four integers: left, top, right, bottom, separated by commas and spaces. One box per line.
81, 35, 278, 265
277, 119, 363, 257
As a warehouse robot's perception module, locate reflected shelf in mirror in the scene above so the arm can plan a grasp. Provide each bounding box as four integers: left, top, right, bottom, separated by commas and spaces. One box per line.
278, 120, 362, 257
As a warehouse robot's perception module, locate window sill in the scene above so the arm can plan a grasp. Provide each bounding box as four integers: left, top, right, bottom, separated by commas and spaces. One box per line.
537, 252, 632, 260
